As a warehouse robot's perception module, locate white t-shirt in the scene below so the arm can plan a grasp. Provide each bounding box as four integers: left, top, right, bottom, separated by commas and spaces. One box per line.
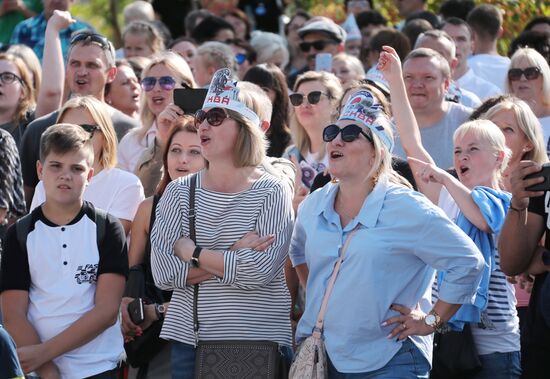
31, 168, 145, 221
468, 54, 511, 92
117, 123, 158, 173
457, 68, 502, 100
539, 116, 550, 157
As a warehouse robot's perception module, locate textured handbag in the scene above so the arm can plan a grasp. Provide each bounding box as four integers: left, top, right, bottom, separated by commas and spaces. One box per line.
289, 228, 359, 379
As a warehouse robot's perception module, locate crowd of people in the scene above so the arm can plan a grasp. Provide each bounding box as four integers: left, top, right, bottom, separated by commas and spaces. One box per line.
0, 0, 549, 378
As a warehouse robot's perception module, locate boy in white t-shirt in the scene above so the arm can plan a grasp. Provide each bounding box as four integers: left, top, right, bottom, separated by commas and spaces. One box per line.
0, 124, 128, 379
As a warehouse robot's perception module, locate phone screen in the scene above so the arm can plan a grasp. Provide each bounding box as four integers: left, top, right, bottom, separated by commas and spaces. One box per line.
173, 88, 208, 115
315, 53, 333, 72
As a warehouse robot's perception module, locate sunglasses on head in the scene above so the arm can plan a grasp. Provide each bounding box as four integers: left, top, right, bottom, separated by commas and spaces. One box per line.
289, 91, 330, 107
299, 40, 337, 53
141, 76, 177, 92
0, 71, 23, 85
508, 67, 541, 81
323, 124, 372, 143
80, 124, 99, 137
194, 108, 230, 128
70, 31, 110, 49
235, 53, 247, 65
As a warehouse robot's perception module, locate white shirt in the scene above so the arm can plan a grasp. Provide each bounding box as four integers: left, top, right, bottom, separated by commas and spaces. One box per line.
31, 167, 145, 221
468, 54, 511, 92
457, 68, 502, 100
539, 116, 550, 157
117, 123, 158, 173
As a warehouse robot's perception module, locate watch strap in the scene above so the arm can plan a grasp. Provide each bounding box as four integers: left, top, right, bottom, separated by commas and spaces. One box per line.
191, 246, 203, 267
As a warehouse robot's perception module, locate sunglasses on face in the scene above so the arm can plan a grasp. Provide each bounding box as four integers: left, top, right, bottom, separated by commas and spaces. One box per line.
299, 40, 337, 53
0, 71, 23, 85
235, 53, 247, 65
70, 31, 110, 49
194, 108, 230, 128
141, 76, 177, 92
323, 124, 372, 143
508, 67, 541, 81
289, 91, 330, 106
80, 124, 99, 137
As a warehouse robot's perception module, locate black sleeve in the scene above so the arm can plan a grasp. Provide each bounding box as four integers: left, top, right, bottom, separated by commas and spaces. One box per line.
20, 113, 57, 188
97, 213, 129, 278
0, 225, 31, 292
391, 156, 418, 190
528, 193, 546, 217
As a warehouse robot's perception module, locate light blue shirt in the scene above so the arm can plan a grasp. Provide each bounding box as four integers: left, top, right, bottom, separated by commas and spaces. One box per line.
290, 177, 484, 373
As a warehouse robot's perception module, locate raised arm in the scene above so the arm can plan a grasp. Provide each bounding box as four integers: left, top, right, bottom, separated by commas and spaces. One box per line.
35, 10, 75, 118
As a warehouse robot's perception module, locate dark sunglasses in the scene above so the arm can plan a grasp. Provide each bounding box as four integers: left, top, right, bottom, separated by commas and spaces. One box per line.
289, 91, 331, 107
80, 124, 99, 137
70, 31, 110, 49
323, 124, 372, 143
299, 40, 337, 53
141, 76, 177, 92
0, 71, 23, 85
194, 108, 230, 128
508, 67, 541, 81
235, 53, 247, 65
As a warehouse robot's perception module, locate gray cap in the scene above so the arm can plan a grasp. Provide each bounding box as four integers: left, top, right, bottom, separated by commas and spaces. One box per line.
297, 19, 347, 43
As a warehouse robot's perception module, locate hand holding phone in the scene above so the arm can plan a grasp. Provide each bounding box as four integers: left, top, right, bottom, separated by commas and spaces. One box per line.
128, 298, 145, 325
525, 163, 550, 191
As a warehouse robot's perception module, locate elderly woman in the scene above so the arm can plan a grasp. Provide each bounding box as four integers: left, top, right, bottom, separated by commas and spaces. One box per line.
151, 69, 294, 379
290, 89, 484, 377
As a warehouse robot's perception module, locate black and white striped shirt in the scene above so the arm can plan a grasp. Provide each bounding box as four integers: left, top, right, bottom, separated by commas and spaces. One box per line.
151, 171, 294, 346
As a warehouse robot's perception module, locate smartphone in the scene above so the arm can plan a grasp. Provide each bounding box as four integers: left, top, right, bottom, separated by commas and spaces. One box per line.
128, 298, 145, 325
526, 163, 550, 191
173, 88, 208, 115
315, 53, 332, 72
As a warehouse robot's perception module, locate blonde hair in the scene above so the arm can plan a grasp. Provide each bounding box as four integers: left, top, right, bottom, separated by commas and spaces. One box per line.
453, 120, 512, 178
123, 20, 165, 55
290, 71, 343, 159
7, 44, 41, 101
506, 47, 550, 106
196, 42, 237, 73
482, 97, 548, 164
57, 96, 118, 169
138, 51, 196, 139
333, 53, 365, 81
0, 53, 35, 125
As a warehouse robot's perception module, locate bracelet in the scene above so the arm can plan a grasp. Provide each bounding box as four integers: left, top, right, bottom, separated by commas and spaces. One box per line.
509, 205, 527, 213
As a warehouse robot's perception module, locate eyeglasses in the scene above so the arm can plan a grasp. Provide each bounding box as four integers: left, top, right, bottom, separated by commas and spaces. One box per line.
0, 71, 23, 85
141, 76, 177, 92
235, 53, 247, 65
323, 124, 372, 143
70, 31, 110, 49
508, 67, 542, 81
299, 40, 337, 53
289, 91, 331, 106
194, 108, 230, 128
80, 124, 99, 137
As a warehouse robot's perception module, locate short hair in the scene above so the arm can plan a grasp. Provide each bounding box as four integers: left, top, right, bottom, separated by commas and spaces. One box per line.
196, 41, 236, 73
221, 8, 252, 41
439, 0, 475, 21
480, 97, 547, 164
290, 71, 343, 158
508, 31, 550, 65
250, 31, 289, 69
123, 0, 155, 24
415, 29, 456, 62
191, 15, 234, 44
402, 19, 433, 48
7, 44, 41, 101
466, 4, 502, 42
69, 31, 116, 68
104, 59, 134, 97
441, 16, 472, 38
57, 96, 118, 169
0, 53, 35, 124
122, 20, 165, 55
404, 47, 451, 79
524, 16, 550, 33
506, 47, 550, 105
333, 52, 365, 80
406, 10, 440, 29
39, 123, 94, 166
355, 10, 388, 29
138, 51, 196, 136
284, 9, 312, 36
369, 29, 411, 60
184, 9, 212, 37
453, 120, 511, 177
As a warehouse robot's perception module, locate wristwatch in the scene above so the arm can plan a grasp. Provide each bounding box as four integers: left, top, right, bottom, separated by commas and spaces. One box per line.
155, 303, 166, 320
190, 246, 203, 268
424, 309, 442, 332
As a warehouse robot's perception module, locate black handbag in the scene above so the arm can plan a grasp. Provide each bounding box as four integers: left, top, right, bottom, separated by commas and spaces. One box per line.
187, 174, 287, 379
430, 323, 482, 379
124, 195, 170, 369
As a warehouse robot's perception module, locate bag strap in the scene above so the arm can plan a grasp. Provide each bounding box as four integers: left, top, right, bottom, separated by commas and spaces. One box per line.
312, 227, 358, 338
187, 174, 200, 344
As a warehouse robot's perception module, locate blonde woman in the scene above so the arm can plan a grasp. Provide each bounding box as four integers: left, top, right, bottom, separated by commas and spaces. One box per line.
332, 52, 366, 86
123, 20, 165, 58
31, 96, 145, 235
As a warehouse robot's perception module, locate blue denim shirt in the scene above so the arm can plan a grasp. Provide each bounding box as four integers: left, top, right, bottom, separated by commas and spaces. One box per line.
290, 177, 484, 373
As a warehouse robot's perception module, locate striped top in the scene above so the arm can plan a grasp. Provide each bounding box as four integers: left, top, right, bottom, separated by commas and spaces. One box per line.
150, 171, 294, 346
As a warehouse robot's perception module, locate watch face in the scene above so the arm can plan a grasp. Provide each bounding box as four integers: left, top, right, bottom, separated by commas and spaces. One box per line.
425, 314, 436, 326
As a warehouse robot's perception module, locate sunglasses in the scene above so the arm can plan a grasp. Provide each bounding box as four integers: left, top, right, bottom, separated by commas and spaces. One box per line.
508, 67, 541, 81
194, 108, 230, 128
235, 53, 247, 65
323, 124, 372, 143
141, 76, 177, 92
0, 71, 23, 85
80, 124, 99, 137
289, 91, 331, 106
299, 40, 337, 53
70, 31, 110, 49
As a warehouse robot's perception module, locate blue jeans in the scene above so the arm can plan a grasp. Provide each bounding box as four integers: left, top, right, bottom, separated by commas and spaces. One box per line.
470, 351, 521, 379
327, 339, 430, 378
171, 341, 293, 379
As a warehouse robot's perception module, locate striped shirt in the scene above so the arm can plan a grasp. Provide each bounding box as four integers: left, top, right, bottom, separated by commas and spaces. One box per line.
150, 171, 294, 346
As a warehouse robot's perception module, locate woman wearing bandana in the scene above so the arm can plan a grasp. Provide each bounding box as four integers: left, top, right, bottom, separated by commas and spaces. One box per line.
150, 69, 294, 378
289, 90, 485, 377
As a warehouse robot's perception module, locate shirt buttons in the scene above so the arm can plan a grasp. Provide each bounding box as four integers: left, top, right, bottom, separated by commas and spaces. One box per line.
61, 227, 66, 231
63, 261, 68, 265
62, 244, 67, 248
